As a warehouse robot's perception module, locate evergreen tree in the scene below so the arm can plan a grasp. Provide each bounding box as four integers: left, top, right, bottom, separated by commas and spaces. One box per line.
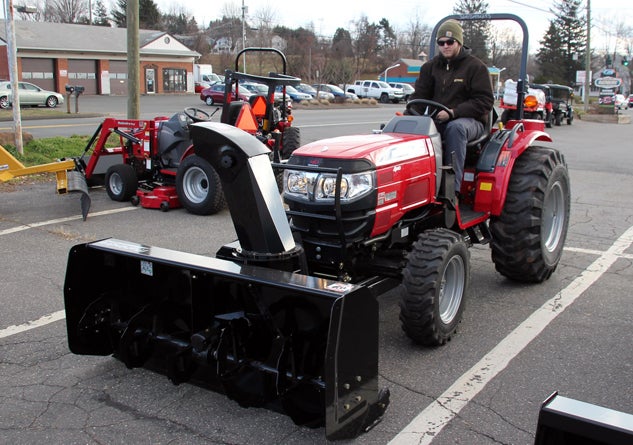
452, 0, 491, 64
93, 0, 110, 26
111, 0, 126, 27
111, 0, 162, 29
536, 0, 586, 85
332, 28, 354, 59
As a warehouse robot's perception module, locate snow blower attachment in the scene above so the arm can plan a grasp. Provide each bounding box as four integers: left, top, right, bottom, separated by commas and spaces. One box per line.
64, 122, 389, 440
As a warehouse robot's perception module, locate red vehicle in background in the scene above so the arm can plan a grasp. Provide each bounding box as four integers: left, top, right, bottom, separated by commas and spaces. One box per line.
200, 83, 251, 106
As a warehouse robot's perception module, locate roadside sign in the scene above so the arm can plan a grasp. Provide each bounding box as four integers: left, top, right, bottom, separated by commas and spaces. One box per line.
594, 77, 622, 89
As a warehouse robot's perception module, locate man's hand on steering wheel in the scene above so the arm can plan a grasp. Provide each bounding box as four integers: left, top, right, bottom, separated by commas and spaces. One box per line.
405, 99, 454, 123
436, 109, 453, 123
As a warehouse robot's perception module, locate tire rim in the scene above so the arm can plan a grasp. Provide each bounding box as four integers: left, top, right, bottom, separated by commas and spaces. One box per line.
542, 181, 565, 253
182, 166, 208, 204
109, 173, 123, 195
439, 255, 465, 324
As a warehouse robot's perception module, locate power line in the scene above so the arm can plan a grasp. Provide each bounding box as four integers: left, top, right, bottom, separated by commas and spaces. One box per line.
505, 0, 553, 15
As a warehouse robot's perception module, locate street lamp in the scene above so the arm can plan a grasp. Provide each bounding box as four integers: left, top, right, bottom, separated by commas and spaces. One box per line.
383, 63, 400, 83
496, 67, 506, 101
241, 0, 247, 71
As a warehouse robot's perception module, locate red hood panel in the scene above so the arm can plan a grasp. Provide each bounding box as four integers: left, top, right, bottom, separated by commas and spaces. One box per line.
295, 133, 430, 167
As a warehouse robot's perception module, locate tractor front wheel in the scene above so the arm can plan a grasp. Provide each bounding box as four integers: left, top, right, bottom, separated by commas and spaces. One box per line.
490, 146, 570, 282
281, 126, 301, 159
176, 155, 225, 215
105, 164, 137, 202
399, 229, 470, 346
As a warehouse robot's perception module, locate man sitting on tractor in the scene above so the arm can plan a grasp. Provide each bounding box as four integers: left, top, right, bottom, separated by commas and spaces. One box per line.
408, 19, 494, 196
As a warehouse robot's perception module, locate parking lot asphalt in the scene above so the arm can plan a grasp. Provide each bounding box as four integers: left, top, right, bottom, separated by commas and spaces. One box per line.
1, 104, 633, 444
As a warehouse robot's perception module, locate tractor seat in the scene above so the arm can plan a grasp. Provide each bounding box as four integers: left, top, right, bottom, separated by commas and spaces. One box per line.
381, 115, 436, 136
223, 101, 247, 127
466, 108, 497, 149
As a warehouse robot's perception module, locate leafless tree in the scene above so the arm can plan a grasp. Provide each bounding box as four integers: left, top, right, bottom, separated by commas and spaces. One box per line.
45, 0, 90, 23
400, 14, 433, 60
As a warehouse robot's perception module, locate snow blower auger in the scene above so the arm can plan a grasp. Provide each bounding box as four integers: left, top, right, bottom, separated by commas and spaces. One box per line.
63, 121, 390, 441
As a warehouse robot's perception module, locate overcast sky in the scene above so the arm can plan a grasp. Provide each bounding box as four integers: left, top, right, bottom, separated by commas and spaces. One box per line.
154, 0, 631, 52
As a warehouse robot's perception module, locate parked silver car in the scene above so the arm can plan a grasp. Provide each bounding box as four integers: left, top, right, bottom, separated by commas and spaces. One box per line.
0, 81, 65, 109
389, 82, 415, 101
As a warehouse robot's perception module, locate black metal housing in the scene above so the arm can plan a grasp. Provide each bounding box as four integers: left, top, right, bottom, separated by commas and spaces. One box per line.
64, 239, 389, 440
535, 392, 633, 444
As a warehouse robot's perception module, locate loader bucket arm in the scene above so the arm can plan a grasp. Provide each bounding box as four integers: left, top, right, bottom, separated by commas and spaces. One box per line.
1, 144, 90, 220
64, 238, 389, 440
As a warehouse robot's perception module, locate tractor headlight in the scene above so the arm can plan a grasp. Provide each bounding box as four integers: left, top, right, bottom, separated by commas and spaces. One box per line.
284, 170, 375, 202
287, 171, 308, 194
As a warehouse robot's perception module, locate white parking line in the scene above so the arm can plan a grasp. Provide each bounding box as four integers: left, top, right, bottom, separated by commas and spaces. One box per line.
0, 310, 65, 339
388, 224, 633, 445
0, 206, 138, 236
2, 225, 632, 445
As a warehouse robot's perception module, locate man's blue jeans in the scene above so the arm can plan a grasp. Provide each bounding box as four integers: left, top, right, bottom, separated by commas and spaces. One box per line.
437, 117, 484, 193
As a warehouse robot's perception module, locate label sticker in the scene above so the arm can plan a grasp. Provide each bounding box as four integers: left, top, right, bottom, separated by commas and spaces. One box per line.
140, 260, 153, 276
326, 282, 354, 292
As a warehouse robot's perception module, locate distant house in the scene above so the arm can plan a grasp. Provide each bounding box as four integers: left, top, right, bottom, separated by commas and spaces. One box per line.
383, 57, 427, 84
0, 20, 200, 95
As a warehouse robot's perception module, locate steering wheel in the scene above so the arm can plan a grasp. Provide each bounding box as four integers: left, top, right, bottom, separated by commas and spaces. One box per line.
184, 107, 212, 123
405, 99, 454, 120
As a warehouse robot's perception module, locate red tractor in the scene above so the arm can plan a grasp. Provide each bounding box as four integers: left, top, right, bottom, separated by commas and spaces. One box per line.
63, 14, 570, 440
75, 48, 302, 217
76, 110, 225, 215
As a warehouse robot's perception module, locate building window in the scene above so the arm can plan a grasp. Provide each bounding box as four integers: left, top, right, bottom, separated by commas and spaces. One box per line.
162, 68, 186, 92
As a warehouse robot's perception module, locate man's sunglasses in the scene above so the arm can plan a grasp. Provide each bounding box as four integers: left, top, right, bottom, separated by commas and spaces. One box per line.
437, 38, 456, 46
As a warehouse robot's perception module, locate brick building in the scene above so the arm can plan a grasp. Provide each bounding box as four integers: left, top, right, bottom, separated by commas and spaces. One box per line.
0, 20, 200, 95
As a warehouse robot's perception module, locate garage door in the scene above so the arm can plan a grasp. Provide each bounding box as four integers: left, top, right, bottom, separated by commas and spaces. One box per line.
20, 58, 56, 91
68, 59, 98, 95
109, 61, 128, 95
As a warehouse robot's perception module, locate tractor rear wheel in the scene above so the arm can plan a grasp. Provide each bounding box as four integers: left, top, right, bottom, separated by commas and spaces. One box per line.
490, 146, 570, 282
105, 164, 137, 202
176, 155, 225, 215
399, 229, 470, 346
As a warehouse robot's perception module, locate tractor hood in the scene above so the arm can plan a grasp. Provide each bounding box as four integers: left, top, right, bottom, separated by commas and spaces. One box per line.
292, 133, 432, 170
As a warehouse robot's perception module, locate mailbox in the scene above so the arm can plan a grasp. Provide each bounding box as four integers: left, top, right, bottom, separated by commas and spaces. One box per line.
65, 85, 75, 94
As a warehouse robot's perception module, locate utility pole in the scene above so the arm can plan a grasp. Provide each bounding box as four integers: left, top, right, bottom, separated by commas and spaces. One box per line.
127, 0, 140, 119
242, 0, 247, 72
584, 0, 591, 113
5, 0, 23, 154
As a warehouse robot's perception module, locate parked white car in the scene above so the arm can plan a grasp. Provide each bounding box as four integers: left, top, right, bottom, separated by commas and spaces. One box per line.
614, 94, 627, 110
0, 81, 64, 109
389, 82, 415, 101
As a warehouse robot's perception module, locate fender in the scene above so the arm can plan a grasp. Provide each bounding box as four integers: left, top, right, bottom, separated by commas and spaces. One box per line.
476, 121, 553, 216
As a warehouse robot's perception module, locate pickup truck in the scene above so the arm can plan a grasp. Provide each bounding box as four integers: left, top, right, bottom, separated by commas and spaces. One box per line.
347, 80, 404, 103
